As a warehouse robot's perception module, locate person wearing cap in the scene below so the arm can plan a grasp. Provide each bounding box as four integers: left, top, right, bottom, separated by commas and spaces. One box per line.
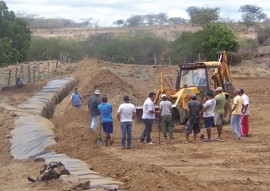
159, 94, 173, 142
88, 90, 101, 131
139, 92, 159, 144
98, 96, 113, 146
214, 87, 225, 140
117, 95, 136, 149
183, 94, 202, 144
231, 89, 244, 139
239, 88, 250, 137
201, 91, 216, 141
70, 87, 83, 108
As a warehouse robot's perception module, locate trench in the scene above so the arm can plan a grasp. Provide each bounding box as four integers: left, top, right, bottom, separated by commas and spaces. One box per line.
0, 77, 122, 190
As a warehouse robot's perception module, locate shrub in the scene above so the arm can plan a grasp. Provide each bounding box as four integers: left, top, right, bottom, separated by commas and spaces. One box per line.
257, 26, 270, 46
86, 33, 169, 64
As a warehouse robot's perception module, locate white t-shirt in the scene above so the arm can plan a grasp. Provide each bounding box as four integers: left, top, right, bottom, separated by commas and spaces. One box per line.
203, 99, 216, 117
142, 97, 155, 119
241, 94, 250, 115
118, 103, 136, 122
159, 100, 172, 116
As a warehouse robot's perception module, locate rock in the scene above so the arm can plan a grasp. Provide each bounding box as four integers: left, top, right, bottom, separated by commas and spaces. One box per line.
6, 134, 12, 138
81, 138, 89, 141
34, 158, 45, 162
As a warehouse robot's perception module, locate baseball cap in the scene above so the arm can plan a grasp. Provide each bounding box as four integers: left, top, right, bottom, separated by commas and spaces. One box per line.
191, 94, 197, 100
95, 90, 100, 94
215, 87, 223, 92
161, 94, 167, 98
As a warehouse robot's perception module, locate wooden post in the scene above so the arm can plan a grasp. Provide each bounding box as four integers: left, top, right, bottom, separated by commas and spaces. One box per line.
47, 62, 50, 77
21, 66, 24, 82
8, 70, 12, 87
15, 68, 18, 82
44, 68, 46, 79
38, 64, 40, 80
27, 65, 31, 83
33, 68, 36, 83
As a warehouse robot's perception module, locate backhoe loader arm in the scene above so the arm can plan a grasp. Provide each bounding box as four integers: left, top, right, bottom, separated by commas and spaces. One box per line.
212, 50, 233, 90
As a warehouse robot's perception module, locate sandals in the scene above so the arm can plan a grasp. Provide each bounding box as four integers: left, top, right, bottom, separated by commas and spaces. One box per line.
181, 140, 190, 144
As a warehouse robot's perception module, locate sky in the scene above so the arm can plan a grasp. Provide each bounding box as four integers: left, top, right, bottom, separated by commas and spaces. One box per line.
4, 0, 270, 26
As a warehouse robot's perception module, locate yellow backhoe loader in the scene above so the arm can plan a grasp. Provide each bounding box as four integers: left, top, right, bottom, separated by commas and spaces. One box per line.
136, 50, 234, 125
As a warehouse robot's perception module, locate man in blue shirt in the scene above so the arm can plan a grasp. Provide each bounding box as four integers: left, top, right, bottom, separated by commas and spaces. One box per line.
70, 87, 83, 108
98, 96, 113, 146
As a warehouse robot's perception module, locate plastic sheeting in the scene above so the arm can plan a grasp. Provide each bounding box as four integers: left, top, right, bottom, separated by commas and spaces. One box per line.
0, 77, 123, 189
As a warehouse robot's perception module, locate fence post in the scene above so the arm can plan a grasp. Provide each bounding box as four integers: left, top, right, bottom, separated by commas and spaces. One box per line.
20, 66, 23, 82
33, 68, 36, 83
8, 69, 12, 87
47, 62, 50, 77
27, 65, 31, 83
38, 64, 40, 80
15, 68, 18, 83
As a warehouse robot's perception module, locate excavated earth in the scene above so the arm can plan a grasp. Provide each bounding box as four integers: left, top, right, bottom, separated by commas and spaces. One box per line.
1, 59, 270, 190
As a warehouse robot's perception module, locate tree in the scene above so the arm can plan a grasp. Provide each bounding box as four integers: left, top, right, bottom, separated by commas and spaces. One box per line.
125, 15, 144, 27
239, 5, 266, 30
186, 6, 220, 26
171, 23, 239, 64
113, 19, 124, 27
144, 14, 156, 25
154, 13, 168, 25
0, 1, 31, 65
168, 17, 187, 25
198, 24, 239, 60
81, 17, 93, 27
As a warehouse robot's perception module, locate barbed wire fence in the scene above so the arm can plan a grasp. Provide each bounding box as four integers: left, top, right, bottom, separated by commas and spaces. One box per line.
0, 61, 60, 90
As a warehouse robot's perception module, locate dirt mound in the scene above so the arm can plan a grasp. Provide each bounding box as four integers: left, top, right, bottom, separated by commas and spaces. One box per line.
81, 69, 144, 106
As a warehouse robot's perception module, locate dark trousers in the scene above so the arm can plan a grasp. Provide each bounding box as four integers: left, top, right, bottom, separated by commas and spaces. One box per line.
140, 119, 154, 143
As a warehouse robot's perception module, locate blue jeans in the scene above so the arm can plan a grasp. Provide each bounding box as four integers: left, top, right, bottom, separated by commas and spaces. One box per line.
121, 122, 132, 147
231, 114, 241, 137
140, 119, 154, 143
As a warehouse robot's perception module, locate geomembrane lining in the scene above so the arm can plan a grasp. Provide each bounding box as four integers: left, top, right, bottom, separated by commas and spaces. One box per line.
1, 77, 122, 189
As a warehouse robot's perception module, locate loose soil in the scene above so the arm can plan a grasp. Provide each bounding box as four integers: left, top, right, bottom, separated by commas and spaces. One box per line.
1, 58, 270, 190
50, 59, 270, 190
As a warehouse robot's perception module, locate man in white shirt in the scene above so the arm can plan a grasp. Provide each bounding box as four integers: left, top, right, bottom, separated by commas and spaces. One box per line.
117, 95, 136, 149
240, 88, 250, 137
201, 91, 216, 141
139, 92, 159, 144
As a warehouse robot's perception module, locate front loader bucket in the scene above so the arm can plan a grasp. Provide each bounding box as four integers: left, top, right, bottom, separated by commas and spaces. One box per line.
172, 106, 187, 125
135, 106, 144, 123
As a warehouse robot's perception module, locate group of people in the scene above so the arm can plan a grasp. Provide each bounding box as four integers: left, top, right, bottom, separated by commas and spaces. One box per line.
184, 87, 250, 143
71, 88, 136, 148
70, 86, 250, 148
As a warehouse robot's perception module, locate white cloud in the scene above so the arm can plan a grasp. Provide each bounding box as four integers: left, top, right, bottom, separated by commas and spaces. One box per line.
4, 0, 270, 26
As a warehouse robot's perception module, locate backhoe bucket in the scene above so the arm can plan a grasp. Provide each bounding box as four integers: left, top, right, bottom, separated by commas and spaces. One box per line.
135, 106, 144, 123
